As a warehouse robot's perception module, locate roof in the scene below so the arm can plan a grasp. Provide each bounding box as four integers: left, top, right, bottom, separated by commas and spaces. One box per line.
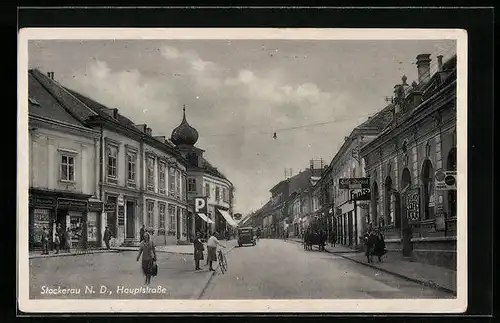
197, 156, 230, 182
28, 72, 84, 126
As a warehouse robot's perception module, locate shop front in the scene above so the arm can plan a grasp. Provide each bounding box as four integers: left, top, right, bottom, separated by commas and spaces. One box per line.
29, 189, 103, 251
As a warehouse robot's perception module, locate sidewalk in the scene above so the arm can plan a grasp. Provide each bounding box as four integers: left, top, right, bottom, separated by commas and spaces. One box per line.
29, 248, 118, 259
288, 238, 457, 295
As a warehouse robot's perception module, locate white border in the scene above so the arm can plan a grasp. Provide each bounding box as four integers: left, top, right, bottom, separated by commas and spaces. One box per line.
18, 28, 467, 313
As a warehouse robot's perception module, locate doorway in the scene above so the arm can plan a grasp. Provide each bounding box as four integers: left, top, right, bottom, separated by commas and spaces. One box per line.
126, 201, 135, 238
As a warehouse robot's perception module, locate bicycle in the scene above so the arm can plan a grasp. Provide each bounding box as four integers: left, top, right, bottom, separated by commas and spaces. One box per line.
217, 249, 228, 274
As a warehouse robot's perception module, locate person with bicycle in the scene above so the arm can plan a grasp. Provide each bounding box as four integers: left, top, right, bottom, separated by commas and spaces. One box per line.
207, 231, 226, 272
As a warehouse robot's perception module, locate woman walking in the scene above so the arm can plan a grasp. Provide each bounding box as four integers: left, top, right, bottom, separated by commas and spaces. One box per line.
193, 232, 204, 270
373, 230, 387, 262
136, 232, 157, 285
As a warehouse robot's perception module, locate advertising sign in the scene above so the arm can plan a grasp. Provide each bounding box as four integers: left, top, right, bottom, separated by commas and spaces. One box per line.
117, 205, 125, 225
194, 197, 208, 214
435, 171, 457, 190
339, 177, 370, 189
406, 188, 420, 221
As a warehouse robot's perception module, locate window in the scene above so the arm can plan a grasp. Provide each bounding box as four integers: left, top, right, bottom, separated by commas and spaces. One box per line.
188, 178, 197, 192
421, 159, 435, 220
106, 145, 118, 182
146, 200, 154, 228
159, 203, 166, 229
175, 170, 181, 198
159, 162, 166, 194
205, 183, 211, 198
168, 205, 176, 231
61, 155, 75, 181
181, 174, 186, 201
147, 156, 155, 192
385, 176, 393, 225
215, 186, 220, 201
168, 167, 175, 195
127, 152, 136, 186
222, 188, 228, 202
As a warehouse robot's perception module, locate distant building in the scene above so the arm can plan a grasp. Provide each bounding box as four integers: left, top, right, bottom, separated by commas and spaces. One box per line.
360, 54, 457, 269
170, 106, 235, 240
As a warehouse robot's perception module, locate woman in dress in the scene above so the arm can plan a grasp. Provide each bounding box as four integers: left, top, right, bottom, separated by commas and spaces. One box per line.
193, 232, 204, 270
136, 232, 157, 285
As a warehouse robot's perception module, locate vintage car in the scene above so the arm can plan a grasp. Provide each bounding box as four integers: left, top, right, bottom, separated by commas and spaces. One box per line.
237, 226, 256, 247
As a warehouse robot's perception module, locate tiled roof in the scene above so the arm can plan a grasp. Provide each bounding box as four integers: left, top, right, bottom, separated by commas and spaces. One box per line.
29, 69, 97, 123
28, 71, 87, 127
199, 157, 230, 182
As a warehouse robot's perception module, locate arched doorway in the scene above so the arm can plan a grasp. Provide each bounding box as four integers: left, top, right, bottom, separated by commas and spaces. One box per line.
421, 159, 435, 220
400, 167, 413, 257
384, 176, 393, 225
447, 148, 457, 218
371, 182, 379, 226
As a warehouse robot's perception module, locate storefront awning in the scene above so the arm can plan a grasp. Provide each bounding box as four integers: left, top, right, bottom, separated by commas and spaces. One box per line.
217, 209, 239, 228
197, 213, 215, 224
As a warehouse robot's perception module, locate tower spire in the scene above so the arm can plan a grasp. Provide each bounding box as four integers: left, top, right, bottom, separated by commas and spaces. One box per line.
182, 104, 186, 121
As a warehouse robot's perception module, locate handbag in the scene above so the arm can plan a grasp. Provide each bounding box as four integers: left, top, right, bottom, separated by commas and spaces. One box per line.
151, 261, 158, 276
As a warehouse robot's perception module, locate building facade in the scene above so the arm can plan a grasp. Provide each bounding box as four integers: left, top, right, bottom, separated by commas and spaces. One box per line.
28, 69, 103, 251
170, 106, 236, 240
360, 54, 457, 269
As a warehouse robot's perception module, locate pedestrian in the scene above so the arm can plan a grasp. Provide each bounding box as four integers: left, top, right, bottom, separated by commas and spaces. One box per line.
136, 232, 157, 285
41, 227, 49, 255
140, 224, 146, 242
193, 232, 204, 270
64, 227, 71, 253
373, 230, 387, 262
103, 226, 113, 250
206, 232, 226, 271
55, 223, 63, 253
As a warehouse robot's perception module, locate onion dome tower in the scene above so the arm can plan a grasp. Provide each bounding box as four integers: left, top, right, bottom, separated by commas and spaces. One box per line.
170, 104, 199, 146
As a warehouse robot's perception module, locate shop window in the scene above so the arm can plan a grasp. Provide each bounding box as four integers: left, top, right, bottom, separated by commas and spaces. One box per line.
159, 162, 166, 195
33, 208, 50, 246
188, 178, 197, 192
106, 145, 118, 183
60, 154, 75, 182
127, 152, 136, 187
87, 213, 98, 242
147, 156, 155, 192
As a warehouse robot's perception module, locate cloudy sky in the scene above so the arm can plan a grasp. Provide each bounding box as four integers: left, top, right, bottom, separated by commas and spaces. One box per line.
28, 38, 456, 214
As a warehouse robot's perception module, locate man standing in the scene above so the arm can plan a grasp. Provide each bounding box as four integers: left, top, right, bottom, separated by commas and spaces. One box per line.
206, 232, 226, 271
41, 227, 49, 255
103, 226, 113, 250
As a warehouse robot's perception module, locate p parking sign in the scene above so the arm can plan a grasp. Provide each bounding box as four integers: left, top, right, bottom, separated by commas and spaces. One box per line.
194, 197, 208, 214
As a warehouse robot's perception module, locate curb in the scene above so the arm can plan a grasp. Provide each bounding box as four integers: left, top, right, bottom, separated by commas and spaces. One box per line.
194, 245, 237, 300
112, 248, 195, 255
325, 249, 457, 296
29, 249, 119, 259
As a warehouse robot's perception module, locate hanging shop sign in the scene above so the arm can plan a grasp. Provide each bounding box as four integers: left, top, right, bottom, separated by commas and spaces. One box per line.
339, 177, 370, 189
350, 188, 371, 201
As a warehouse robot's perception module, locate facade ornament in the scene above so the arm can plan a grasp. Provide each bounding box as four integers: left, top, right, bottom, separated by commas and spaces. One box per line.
411, 80, 418, 88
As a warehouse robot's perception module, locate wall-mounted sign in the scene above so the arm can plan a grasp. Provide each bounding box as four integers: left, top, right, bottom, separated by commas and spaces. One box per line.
194, 197, 208, 214
30, 196, 56, 208
350, 188, 371, 201
104, 203, 116, 213
339, 177, 370, 189
58, 198, 87, 210
117, 195, 125, 206
117, 205, 125, 225
435, 171, 457, 190
406, 188, 420, 221
88, 201, 104, 212
233, 213, 242, 221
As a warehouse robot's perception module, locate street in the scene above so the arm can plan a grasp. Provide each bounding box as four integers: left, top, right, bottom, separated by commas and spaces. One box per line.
200, 239, 453, 299
29, 238, 453, 300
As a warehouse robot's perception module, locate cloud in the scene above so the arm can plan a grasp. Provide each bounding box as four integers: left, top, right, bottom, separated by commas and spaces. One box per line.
61, 46, 369, 214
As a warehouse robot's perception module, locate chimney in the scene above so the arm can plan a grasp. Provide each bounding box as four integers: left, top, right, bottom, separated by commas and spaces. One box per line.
47, 72, 54, 80
416, 54, 432, 84
437, 55, 444, 71
146, 127, 152, 136
113, 108, 118, 119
